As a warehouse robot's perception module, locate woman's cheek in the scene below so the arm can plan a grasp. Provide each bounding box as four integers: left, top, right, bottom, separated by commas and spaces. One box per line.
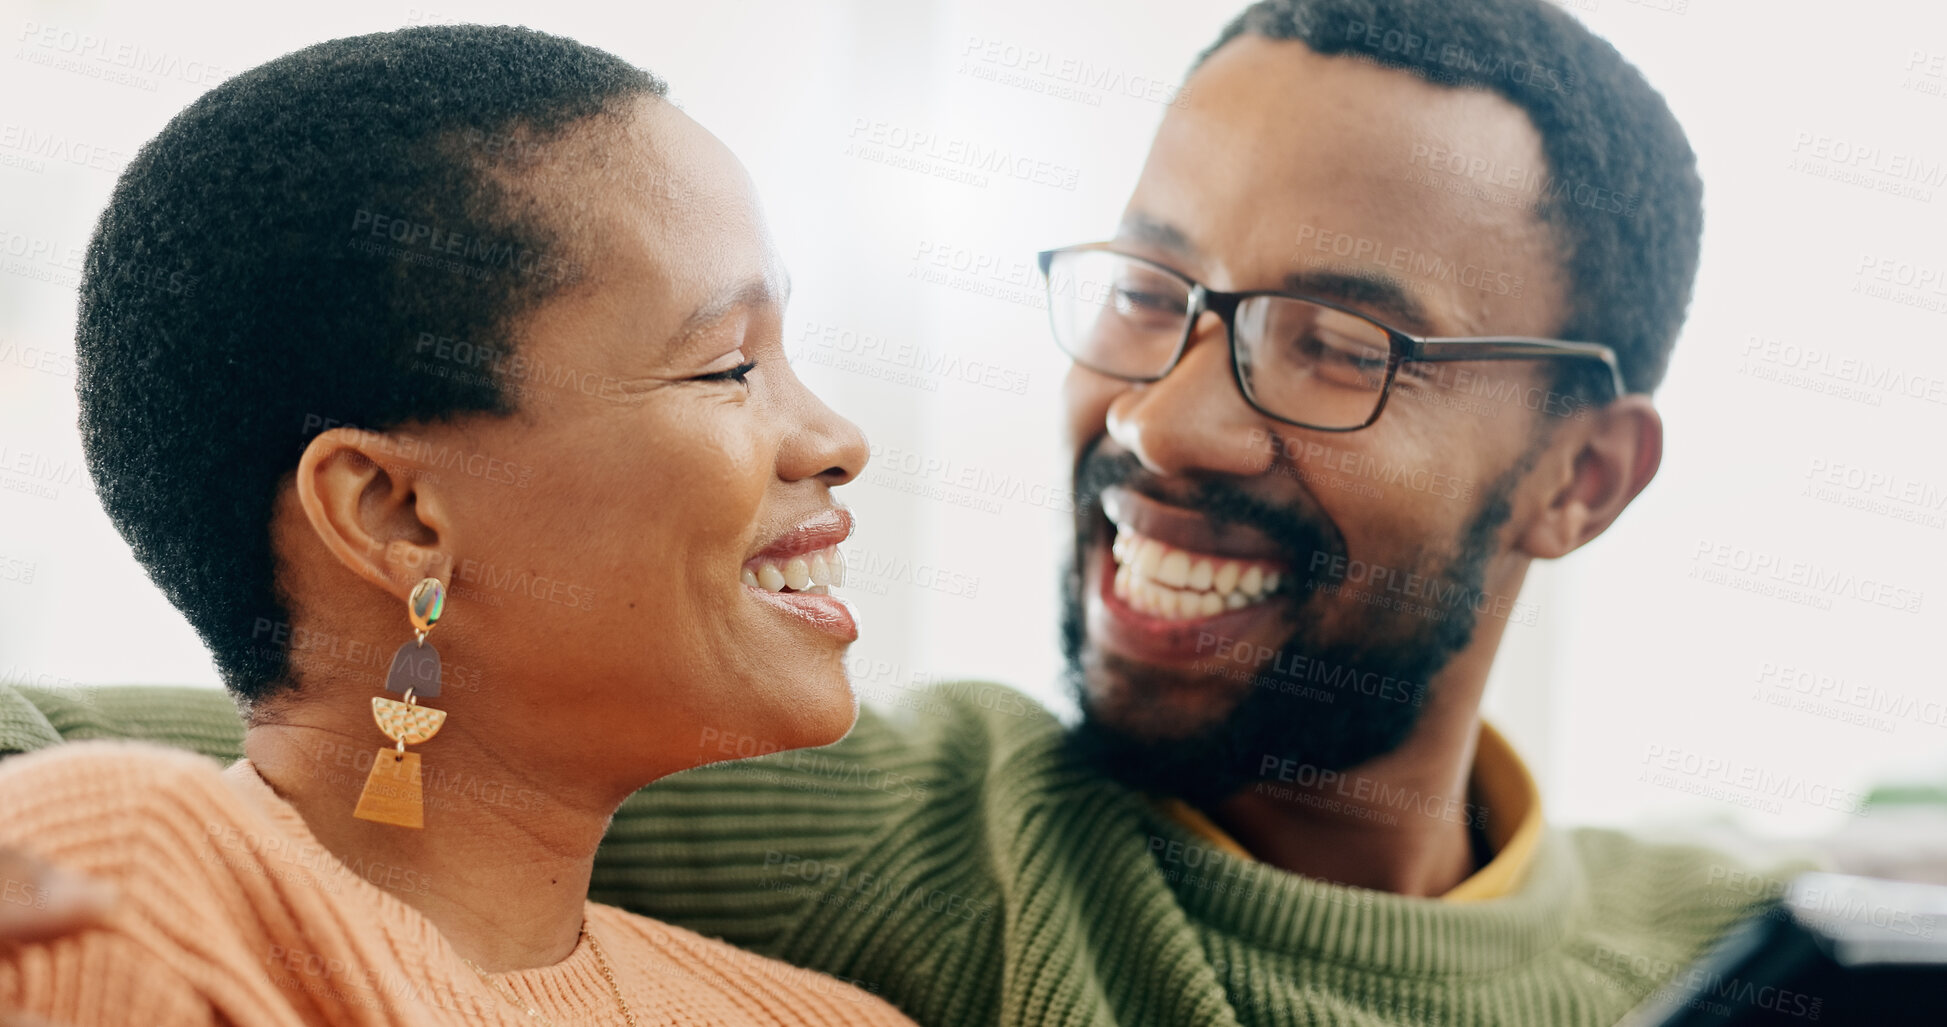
679, 412, 772, 541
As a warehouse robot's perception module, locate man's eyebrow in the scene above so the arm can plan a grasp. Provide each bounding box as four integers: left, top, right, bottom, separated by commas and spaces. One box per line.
1283, 270, 1430, 333
1116, 215, 1431, 329
1116, 212, 1198, 259
669, 274, 783, 348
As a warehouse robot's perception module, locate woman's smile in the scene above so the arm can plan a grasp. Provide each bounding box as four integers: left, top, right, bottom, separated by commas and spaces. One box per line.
741, 508, 858, 642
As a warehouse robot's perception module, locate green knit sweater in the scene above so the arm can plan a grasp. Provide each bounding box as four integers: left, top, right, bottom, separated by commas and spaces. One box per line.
1, 682, 1798, 1027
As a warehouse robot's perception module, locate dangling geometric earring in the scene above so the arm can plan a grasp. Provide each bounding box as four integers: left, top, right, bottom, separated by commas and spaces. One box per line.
353, 577, 448, 828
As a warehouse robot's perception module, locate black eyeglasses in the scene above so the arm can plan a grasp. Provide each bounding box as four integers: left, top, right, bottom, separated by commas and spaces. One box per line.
1036, 244, 1629, 432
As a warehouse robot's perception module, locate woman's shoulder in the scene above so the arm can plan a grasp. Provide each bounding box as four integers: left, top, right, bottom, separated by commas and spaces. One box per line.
0, 745, 356, 1024
0, 738, 235, 817
0, 739, 252, 878
585, 903, 916, 1025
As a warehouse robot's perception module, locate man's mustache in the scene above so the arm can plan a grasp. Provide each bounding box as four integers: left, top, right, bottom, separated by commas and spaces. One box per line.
1071, 439, 1346, 593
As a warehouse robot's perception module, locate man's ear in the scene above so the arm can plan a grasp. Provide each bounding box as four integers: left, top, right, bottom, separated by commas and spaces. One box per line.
292, 427, 454, 599
1519, 395, 1663, 560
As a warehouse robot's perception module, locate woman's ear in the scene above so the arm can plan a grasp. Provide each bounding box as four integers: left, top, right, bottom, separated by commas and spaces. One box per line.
1519, 395, 1664, 560
292, 427, 454, 598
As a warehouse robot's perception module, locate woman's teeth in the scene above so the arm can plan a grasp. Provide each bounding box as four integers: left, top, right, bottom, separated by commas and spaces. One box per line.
1110, 527, 1282, 620
743, 546, 846, 595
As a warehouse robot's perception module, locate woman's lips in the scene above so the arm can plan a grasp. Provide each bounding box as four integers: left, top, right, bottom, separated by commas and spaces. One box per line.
742, 508, 857, 642
747, 586, 858, 643
745, 509, 852, 569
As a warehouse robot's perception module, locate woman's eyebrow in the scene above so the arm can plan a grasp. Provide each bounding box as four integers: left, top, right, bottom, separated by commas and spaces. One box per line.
668, 274, 785, 349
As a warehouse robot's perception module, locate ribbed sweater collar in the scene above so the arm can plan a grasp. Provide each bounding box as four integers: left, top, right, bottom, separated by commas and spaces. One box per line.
1144, 802, 1588, 976
1021, 723, 1591, 980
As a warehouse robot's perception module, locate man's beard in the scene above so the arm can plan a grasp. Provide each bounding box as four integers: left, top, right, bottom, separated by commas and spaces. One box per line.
1059, 442, 1524, 806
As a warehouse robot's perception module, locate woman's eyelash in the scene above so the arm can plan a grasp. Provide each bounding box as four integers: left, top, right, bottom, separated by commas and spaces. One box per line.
695, 360, 757, 384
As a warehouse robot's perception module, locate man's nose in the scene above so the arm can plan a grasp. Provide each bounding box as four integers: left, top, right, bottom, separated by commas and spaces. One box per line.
1104, 312, 1279, 479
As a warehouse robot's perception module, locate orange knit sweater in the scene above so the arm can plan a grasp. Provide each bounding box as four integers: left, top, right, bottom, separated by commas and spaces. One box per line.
0, 741, 917, 1026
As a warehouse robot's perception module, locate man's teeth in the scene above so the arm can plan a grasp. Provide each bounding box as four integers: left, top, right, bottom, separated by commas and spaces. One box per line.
1110, 527, 1281, 620
742, 546, 846, 594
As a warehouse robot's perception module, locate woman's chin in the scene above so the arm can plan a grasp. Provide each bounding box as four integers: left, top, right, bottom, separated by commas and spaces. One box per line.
708, 671, 860, 762
786, 673, 863, 749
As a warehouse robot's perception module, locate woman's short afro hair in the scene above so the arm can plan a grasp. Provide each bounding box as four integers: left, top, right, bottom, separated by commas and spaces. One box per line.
75, 25, 664, 708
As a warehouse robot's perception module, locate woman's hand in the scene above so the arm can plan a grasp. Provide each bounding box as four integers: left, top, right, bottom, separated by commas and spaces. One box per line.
1, 849, 117, 1027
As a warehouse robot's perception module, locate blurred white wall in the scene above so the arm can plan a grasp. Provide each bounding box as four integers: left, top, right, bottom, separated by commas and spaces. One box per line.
2, 0, 1943, 840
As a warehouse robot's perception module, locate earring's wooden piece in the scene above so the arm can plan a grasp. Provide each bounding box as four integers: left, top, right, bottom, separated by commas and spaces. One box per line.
384, 641, 442, 699
353, 750, 426, 828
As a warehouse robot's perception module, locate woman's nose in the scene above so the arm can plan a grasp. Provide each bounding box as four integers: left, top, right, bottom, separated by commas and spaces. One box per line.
778, 382, 869, 486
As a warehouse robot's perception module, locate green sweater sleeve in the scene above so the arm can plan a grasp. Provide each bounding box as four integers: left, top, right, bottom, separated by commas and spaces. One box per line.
0, 684, 244, 759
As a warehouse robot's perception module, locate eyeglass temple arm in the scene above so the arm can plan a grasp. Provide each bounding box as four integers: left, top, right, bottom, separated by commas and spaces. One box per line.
1406, 336, 1630, 398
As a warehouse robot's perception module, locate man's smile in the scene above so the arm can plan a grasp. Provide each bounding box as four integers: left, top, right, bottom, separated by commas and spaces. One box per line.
1111, 524, 1283, 617
1103, 484, 1289, 619
1087, 484, 1304, 667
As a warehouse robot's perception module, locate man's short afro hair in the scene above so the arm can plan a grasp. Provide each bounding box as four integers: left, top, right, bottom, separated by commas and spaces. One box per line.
1196, 0, 1702, 399
75, 25, 665, 708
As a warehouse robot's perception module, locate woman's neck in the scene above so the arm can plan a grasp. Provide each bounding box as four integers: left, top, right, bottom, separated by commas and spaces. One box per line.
243, 719, 621, 973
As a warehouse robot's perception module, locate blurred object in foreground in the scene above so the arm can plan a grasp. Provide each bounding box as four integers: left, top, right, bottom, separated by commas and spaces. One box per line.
1623, 872, 1947, 1026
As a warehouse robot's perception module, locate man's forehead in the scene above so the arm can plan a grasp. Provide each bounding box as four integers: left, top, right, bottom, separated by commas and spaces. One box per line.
1119, 34, 1565, 334
1145, 37, 1550, 216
